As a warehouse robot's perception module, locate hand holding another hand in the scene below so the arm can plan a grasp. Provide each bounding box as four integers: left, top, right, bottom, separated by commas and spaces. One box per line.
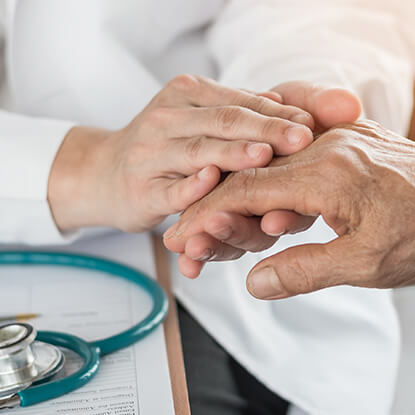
48, 75, 315, 233
164, 81, 362, 278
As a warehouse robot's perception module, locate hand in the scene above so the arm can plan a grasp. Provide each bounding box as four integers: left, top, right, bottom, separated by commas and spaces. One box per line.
164, 120, 415, 299
48, 74, 315, 232
164, 81, 362, 277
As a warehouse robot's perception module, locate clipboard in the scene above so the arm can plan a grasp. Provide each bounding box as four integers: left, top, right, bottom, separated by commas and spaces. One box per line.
153, 234, 191, 415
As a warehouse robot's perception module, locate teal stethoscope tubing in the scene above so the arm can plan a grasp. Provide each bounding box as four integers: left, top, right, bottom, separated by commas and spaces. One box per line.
0, 251, 169, 407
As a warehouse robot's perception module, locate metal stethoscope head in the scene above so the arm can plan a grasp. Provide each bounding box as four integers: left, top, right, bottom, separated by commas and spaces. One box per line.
0, 322, 65, 409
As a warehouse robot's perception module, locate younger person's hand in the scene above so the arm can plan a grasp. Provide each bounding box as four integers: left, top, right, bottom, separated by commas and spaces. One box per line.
48, 75, 314, 233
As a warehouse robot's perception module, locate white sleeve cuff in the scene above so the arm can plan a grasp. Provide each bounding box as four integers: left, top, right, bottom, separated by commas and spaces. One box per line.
0, 110, 79, 245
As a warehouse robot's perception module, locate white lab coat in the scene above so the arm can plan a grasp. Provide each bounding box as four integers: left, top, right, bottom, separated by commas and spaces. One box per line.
1, 1, 415, 414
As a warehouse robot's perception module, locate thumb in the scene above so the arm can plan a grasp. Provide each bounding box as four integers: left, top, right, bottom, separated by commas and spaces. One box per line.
246, 238, 351, 300
272, 81, 362, 130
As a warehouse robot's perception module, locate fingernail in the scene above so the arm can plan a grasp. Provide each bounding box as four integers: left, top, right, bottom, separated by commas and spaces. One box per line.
212, 225, 232, 240
195, 249, 213, 261
198, 166, 211, 180
286, 126, 306, 145
269, 92, 283, 103
266, 230, 285, 237
291, 114, 311, 126
258, 91, 283, 103
164, 224, 178, 239
247, 143, 269, 159
248, 266, 283, 299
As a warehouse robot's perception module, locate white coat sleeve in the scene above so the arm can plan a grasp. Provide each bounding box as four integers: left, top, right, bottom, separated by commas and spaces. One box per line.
0, 111, 76, 245
208, 0, 415, 136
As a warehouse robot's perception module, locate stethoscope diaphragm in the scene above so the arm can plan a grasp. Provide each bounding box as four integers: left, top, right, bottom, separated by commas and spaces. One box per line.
0, 323, 64, 398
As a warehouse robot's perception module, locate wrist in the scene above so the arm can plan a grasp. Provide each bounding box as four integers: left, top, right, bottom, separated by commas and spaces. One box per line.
48, 126, 115, 231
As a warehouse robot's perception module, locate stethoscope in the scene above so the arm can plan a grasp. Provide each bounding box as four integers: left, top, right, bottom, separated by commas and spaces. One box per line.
0, 251, 168, 411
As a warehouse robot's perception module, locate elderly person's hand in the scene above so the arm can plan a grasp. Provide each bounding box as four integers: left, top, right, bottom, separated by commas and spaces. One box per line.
164, 81, 362, 277
48, 75, 316, 232
164, 120, 415, 299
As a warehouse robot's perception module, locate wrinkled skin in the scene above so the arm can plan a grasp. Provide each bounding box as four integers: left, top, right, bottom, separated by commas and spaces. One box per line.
165, 120, 415, 299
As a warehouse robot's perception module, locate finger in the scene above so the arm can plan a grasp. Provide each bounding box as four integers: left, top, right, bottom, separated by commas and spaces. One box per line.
196, 78, 313, 126
185, 233, 245, 262
164, 165, 322, 251
167, 210, 310, 256
204, 212, 277, 252
256, 91, 284, 104
164, 222, 183, 252
246, 238, 351, 300
242, 89, 284, 104
154, 165, 221, 216
272, 81, 362, 130
152, 106, 313, 155
261, 210, 317, 236
162, 137, 273, 175
160, 74, 314, 128
164, 208, 311, 255
177, 253, 205, 279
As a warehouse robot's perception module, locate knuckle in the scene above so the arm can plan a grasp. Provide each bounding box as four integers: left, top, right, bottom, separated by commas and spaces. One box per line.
125, 141, 152, 165
164, 184, 184, 213
321, 126, 360, 148
233, 168, 260, 203
241, 95, 268, 113
319, 128, 344, 144
143, 107, 173, 128
354, 240, 386, 284
320, 143, 352, 176
278, 104, 300, 118
364, 257, 383, 284
324, 147, 345, 168
288, 109, 314, 125
261, 118, 282, 139
215, 106, 244, 136
317, 132, 360, 177
184, 136, 205, 163
211, 223, 233, 242
287, 255, 314, 294
224, 140, 241, 157
167, 73, 200, 94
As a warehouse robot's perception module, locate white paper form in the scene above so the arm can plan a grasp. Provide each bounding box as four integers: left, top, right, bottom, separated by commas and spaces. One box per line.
0, 231, 175, 415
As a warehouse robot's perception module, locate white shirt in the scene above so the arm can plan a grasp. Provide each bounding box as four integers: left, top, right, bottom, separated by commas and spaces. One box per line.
1, 1, 415, 413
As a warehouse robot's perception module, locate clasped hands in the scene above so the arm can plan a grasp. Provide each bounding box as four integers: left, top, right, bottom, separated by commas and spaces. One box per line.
49, 74, 415, 300
164, 80, 415, 300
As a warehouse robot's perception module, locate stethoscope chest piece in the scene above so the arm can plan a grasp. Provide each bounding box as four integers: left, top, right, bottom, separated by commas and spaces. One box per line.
0, 323, 64, 398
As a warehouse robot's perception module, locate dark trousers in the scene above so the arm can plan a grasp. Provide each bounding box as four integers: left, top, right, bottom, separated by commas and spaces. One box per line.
178, 303, 290, 415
